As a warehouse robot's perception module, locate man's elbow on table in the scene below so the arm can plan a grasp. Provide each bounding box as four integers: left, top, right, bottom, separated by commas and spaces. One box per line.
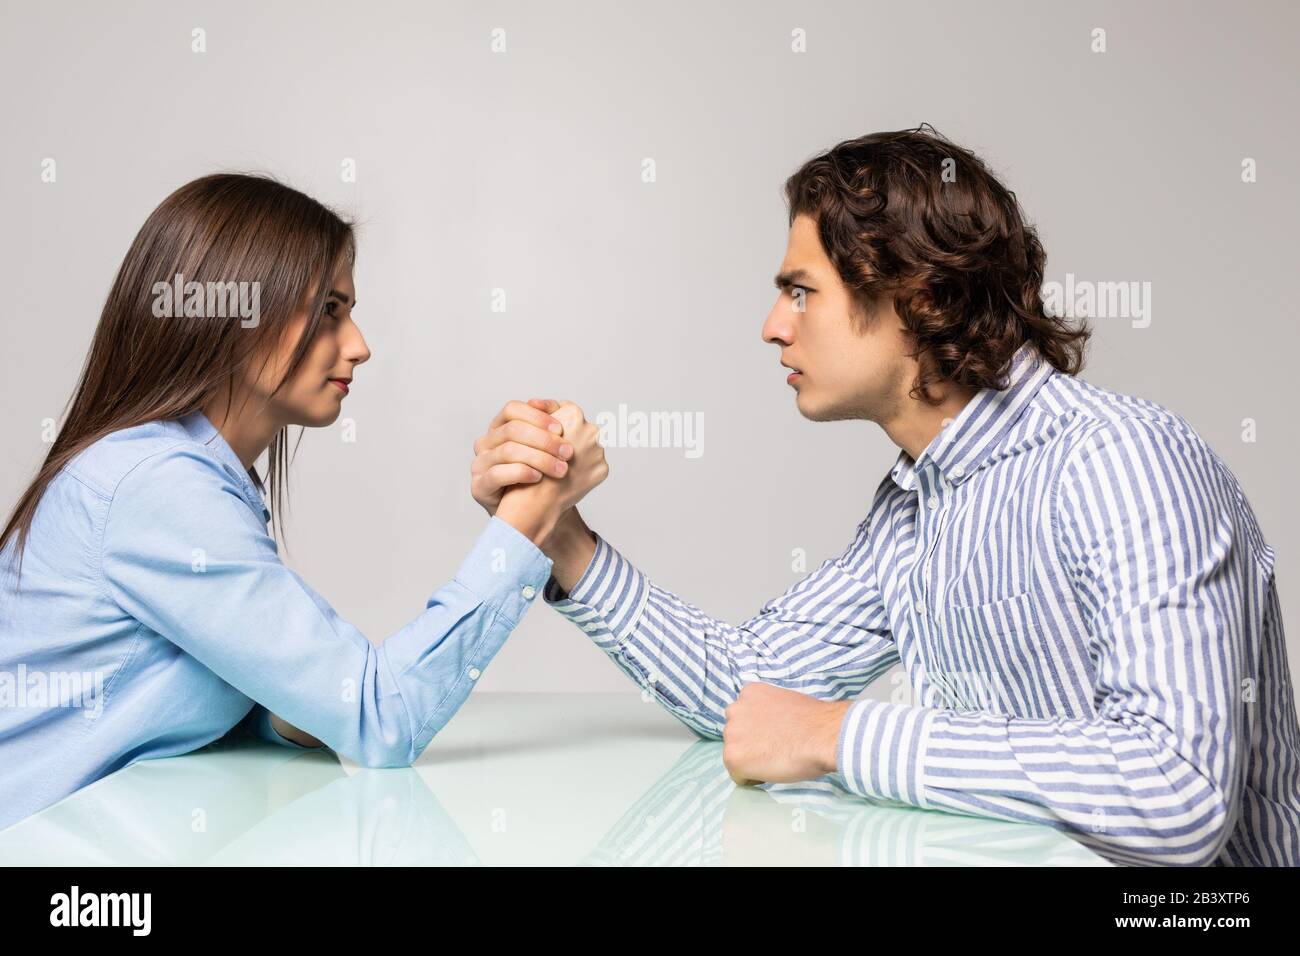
1112, 773, 1235, 867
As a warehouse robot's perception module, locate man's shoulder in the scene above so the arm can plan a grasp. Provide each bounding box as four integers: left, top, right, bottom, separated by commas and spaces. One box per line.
1041, 370, 1216, 463
1048, 373, 1276, 577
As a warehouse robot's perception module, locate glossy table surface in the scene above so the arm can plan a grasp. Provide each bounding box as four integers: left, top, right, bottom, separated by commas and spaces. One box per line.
0, 693, 1111, 866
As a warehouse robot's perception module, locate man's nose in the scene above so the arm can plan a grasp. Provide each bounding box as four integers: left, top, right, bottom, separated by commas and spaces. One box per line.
762, 295, 794, 346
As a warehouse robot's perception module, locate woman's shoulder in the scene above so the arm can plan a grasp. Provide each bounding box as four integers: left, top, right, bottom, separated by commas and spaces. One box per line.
63, 415, 241, 506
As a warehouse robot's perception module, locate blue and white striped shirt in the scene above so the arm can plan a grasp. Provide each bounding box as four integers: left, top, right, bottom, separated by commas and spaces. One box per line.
545, 341, 1300, 866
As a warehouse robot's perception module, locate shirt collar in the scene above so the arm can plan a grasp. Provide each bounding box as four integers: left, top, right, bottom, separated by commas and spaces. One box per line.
889, 340, 1056, 493
177, 410, 271, 524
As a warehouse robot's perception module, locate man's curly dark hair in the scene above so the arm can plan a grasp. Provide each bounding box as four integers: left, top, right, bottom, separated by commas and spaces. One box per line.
784, 124, 1091, 404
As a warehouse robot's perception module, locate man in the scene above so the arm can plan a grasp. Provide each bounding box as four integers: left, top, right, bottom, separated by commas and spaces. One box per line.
470, 127, 1300, 866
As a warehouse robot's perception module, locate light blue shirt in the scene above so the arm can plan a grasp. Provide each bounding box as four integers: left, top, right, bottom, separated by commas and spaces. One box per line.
0, 410, 552, 830
545, 342, 1300, 866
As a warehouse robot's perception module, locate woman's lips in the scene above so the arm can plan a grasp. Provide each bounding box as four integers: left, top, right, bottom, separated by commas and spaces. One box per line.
786, 371, 802, 385
328, 378, 350, 395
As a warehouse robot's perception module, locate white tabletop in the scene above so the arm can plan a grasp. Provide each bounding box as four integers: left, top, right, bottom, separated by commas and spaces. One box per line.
0, 692, 1111, 865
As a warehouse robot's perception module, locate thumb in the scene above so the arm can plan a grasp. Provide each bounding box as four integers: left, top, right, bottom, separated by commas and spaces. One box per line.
527, 398, 561, 413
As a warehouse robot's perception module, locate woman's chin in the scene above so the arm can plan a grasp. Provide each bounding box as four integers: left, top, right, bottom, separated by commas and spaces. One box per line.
292, 404, 344, 429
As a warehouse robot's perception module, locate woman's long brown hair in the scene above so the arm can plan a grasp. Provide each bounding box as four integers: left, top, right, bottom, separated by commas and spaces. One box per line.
0, 172, 355, 584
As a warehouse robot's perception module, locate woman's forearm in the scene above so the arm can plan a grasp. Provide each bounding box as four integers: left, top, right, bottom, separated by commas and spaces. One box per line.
270, 713, 324, 748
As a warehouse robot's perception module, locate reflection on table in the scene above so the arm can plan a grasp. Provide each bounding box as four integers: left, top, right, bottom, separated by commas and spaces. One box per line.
0, 693, 1111, 866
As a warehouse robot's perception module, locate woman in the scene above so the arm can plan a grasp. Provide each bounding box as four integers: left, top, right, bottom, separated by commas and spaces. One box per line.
0, 173, 603, 830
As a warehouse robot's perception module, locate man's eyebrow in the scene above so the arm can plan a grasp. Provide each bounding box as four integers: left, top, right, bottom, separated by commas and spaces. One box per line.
774, 269, 811, 290
327, 289, 354, 306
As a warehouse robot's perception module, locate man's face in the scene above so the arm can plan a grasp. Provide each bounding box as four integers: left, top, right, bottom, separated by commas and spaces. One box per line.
762, 214, 910, 424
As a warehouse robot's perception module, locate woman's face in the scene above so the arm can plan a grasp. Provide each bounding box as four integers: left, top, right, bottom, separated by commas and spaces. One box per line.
254, 263, 370, 428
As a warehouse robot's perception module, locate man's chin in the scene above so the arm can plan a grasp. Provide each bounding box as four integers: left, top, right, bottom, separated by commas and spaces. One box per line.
794, 390, 829, 422
795, 391, 859, 423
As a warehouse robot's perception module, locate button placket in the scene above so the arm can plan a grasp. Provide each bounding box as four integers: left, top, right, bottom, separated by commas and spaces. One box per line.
917, 471, 950, 617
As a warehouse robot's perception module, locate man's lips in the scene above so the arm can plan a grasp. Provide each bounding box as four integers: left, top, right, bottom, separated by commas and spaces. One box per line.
328, 378, 350, 395
781, 362, 803, 385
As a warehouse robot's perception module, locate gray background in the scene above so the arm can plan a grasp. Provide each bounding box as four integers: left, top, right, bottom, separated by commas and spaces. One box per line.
3, 0, 1296, 704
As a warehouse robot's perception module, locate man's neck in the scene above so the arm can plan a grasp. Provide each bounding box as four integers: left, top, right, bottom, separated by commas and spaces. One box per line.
881, 382, 980, 463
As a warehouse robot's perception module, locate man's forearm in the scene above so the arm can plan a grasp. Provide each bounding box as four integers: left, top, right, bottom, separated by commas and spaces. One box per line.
543, 508, 598, 593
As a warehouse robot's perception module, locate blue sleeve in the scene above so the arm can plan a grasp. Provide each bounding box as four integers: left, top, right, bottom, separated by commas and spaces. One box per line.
99, 443, 552, 768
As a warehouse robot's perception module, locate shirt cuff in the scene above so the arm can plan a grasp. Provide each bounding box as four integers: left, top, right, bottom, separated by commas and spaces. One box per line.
837, 699, 935, 809
542, 532, 649, 645
453, 515, 555, 628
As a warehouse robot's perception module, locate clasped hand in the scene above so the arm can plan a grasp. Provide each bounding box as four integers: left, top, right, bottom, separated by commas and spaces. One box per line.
469, 398, 607, 548
469, 398, 849, 788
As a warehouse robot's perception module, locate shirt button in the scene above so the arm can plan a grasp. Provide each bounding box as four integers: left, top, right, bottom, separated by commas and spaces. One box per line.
927, 495, 939, 508
951, 466, 965, 478
468, 667, 481, 680
521, 585, 536, 600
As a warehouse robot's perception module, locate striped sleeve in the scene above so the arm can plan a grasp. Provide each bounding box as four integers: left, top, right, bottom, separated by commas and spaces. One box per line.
543, 517, 899, 738
837, 418, 1255, 865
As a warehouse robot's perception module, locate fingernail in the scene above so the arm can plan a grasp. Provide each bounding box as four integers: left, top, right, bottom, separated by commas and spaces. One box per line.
559, 444, 573, 458
548, 423, 563, 434
555, 461, 568, 475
